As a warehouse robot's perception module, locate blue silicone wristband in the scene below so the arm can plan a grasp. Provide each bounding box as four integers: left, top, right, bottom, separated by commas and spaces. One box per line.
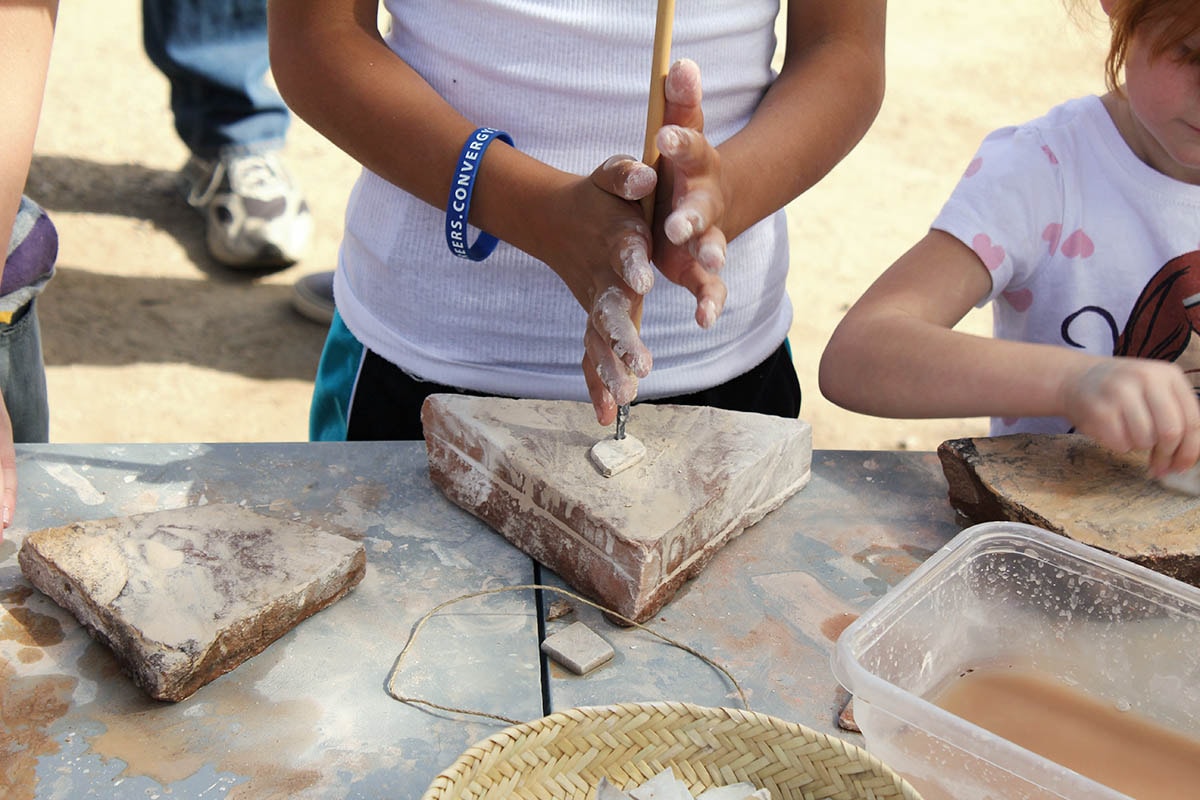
445, 127, 514, 261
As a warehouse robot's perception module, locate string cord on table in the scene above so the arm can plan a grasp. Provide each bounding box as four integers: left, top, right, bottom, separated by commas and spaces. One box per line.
385, 584, 749, 726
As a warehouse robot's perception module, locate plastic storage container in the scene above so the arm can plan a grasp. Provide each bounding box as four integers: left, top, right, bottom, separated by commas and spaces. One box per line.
832, 521, 1200, 800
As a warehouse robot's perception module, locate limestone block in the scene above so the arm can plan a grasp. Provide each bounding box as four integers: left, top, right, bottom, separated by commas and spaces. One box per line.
421, 395, 813, 623
18, 504, 366, 701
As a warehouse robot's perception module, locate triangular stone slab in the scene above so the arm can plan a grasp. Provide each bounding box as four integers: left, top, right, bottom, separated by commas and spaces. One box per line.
939, 433, 1200, 586
421, 395, 813, 623
18, 504, 366, 701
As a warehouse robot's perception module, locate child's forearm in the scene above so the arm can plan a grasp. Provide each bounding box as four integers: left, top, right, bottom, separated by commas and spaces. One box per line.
820, 311, 1097, 422
821, 229, 1084, 423
717, 1, 887, 241
268, 0, 591, 268
824, 314, 1200, 476
269, 0, 476, 211
0, 0, 57, 263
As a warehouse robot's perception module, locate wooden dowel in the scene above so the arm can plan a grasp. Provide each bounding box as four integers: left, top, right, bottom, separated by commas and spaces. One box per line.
620, 0, 674, 428
640, 0, 675, 225
631, 0, 675, 339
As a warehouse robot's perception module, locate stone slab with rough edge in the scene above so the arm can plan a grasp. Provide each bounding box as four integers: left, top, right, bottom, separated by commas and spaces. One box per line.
18, 503, 366, 702
939, 433, 1200, 586
421, 395, 813, 623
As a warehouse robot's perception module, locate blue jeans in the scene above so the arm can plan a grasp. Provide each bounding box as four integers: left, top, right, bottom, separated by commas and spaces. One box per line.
142, 0, 290, 158
0, 301, 49, 444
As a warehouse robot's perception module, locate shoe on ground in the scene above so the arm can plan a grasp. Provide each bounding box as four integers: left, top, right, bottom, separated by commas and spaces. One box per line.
184, 151, 313, 269
292, 270, 335, 325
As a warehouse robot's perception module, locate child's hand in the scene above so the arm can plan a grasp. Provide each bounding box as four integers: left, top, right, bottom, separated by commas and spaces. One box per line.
538, 156, 658, 426
0, 392, 15, 538
1063, 357, 1200, 478
651, 58, 728, 330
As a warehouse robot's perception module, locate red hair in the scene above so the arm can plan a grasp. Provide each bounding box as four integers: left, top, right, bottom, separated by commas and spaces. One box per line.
1073, 0, 1200, 90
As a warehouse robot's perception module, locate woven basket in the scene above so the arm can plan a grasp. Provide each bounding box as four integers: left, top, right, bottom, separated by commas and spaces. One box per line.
421, 701, 922, 800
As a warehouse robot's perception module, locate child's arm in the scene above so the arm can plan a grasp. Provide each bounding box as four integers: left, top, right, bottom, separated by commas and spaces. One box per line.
0, 0, 58, 534
267, 0, 655, 424
646, 0, 887, 327
1, 0, 56, 274
819, 230, 1200, 477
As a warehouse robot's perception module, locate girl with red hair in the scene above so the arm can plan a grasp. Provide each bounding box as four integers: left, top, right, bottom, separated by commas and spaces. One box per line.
821, 0, 1200, 480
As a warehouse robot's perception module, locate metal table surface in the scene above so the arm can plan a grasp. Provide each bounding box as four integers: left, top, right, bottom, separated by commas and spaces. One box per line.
0, 442, 964, 799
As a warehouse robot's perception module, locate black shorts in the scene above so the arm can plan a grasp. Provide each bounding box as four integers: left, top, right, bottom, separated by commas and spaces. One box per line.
346, 342, 801, 441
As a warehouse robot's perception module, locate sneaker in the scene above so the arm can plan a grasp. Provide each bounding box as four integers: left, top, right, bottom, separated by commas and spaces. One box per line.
184, 151, 313, 269
292, 270, 335, 324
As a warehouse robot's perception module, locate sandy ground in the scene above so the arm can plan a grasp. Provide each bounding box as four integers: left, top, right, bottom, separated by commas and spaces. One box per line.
29, 2, 1109, 450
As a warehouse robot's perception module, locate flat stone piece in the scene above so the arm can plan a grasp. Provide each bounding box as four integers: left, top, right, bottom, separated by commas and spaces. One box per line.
540, 620, 614, 675
590, 434, 647, 478
1159, 462, 1200, 497
939, 433, 1200, 586
421, 395, 813, 623
18, 503, 366, 701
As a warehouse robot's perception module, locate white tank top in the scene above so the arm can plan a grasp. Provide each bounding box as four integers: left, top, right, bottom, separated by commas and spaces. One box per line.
336, 0, 791, 400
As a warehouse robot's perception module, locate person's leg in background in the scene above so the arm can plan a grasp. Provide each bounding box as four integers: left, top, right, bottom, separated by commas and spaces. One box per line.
0, 197, 56, 447
0, 301, 50, 444
143, 0, 312, 269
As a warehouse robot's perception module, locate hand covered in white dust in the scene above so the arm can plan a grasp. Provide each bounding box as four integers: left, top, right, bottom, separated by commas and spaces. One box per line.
578, 155, 658, 425
649, 58, 728, 330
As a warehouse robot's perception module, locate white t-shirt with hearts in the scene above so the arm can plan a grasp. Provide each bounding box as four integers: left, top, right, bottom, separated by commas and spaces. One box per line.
932, 94, 1200, 436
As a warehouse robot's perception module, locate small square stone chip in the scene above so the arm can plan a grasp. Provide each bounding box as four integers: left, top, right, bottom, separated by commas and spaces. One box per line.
541, 621, 615, 675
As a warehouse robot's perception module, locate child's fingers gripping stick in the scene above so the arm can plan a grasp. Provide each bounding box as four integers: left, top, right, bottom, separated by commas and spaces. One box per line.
613, 219, 654, 296
591, 156, 657, 295
584, 323, 639, 409
590, 286, 652, 380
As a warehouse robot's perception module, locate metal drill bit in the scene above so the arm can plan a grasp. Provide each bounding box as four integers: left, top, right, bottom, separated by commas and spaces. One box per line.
615, 404, 630, 440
